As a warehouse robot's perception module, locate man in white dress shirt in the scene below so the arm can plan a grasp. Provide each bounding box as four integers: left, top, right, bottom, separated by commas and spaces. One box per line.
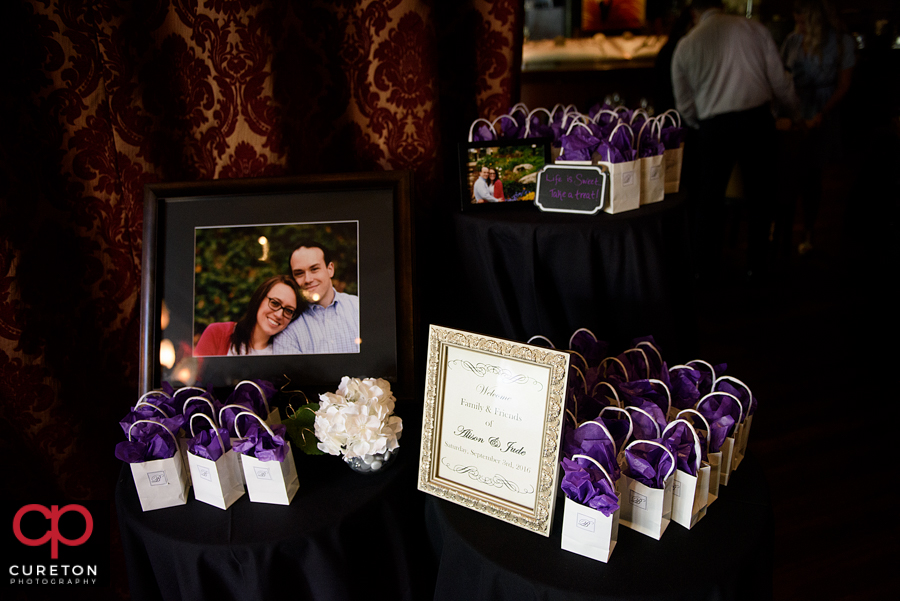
473, 166, 501, 203
671, 0, 801, 282
273, 242, 360, 354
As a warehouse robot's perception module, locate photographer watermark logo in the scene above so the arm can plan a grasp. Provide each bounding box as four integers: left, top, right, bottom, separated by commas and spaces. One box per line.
5, 501, 109, 588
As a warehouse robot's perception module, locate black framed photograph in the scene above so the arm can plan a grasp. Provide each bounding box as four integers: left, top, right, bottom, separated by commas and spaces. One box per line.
140, 171, 415, 399
458, 138, 551, 211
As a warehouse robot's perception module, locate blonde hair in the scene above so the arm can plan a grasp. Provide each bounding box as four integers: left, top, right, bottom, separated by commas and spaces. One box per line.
794, 0, 842, 58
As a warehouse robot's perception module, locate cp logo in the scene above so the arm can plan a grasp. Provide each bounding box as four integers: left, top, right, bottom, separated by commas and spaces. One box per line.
13, 504, 93, 559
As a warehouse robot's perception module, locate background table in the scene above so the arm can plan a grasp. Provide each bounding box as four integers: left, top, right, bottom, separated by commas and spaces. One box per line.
448, 196, 697, 355
425, 451, 774, 601
116, 415, 436, 601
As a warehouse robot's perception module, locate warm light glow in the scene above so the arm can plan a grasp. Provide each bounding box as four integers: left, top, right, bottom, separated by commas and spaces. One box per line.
354, 337, 362, 345
160, 300, 170, 331
177, 367, 193, 383
159, 339, 175, 369
311, 293, 320, 302
258, 236, 270, 261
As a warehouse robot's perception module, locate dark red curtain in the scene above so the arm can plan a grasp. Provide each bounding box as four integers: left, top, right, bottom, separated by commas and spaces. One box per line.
0, 0, 520, 596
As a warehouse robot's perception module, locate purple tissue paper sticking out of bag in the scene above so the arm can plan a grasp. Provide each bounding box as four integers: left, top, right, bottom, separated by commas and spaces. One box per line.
624, 441, 674, 489
232, 423, 290, 462
564, 421, 620, 480
115, 429, 178, 463
188, 427, 232, 462
559, 126, 602, 161
226, 380, 277, 419
667, 367, 703, 410
661, 421, 700, 477
560, 456, 620, 517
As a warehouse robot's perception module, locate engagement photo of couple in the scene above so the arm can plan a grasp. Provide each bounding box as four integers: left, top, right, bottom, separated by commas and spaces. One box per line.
193, 222, 360, 357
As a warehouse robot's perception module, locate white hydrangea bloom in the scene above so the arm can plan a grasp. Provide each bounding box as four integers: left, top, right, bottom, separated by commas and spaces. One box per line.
314, 377, 402, 459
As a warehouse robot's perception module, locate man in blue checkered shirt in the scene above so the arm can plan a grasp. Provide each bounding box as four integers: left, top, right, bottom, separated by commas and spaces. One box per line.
273, 242, 360, 354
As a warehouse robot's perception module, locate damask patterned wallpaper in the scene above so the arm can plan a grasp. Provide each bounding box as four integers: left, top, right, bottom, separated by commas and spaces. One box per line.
0, 0, 520, 512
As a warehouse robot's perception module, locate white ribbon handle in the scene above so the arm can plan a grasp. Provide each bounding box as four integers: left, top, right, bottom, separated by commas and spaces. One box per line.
491, 114, 519, 138
647, 378, 672, 415
622, 347, 650, 380
597, 406, 634, 449
695, 391, 742, 435
592, 381, 621, 409
571, 453, 616, 490
568, 327, 598, 348
658, 109, 682, 128
629, 108, 650, 126
662, 418, 702, 474
188, 412, 227, 456
467, 117, 495, 142
137, 390, 171, 406
569, 364, 587, 394
523, 107, 552, 138
134, 400, 170, 418
715, 375, 753, 422
636, 116, 662, 153
624, 439, 677, 482
591, 109, 619, 124
598, 356, 628, 380
527, 335, 555, 348
636, 340, 663, 367
578, 419, 617, 450
234, 380, 271, 415
232, 410, 275, 439
565, 118, 593, 137
183, 396, 216, 423
675, 409, 711, 454
624, 405, 660, 439
127, 419, 178, 444
608, 122, 635, 148
687, 359, 718, 386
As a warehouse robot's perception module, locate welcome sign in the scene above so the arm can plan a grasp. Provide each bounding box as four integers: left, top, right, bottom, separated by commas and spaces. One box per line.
419, 326, 570, 536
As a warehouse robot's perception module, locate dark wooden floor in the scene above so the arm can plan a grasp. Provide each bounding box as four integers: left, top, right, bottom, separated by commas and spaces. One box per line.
691, 128, 898, 600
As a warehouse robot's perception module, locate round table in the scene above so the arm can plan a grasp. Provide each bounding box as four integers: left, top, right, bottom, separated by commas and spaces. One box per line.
115, 416, 436, 601
449, 195, 697, 355
425, 451, 773, 601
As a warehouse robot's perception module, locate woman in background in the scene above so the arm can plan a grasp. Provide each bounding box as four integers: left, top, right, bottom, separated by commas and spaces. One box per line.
195, 275, 304, 356
781, 0, 855, 254
490, 167, 505, 201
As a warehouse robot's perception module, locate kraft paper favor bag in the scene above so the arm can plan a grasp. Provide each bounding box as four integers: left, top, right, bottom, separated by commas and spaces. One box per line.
636, 118, 665, 205
696, 392, 741, 487
662, 419, 710, 529
714, 375, 755, 472
658, 110, 685, 194
676, 408, 719, 504
125, 420, 190, 512
233, 411, 299, 505
617, 440, 675, 540
187, 413, 245, 510
560, 455, 620, 563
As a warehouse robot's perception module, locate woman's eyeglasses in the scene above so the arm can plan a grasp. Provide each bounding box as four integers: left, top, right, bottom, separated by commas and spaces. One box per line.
267, 297, 296, 319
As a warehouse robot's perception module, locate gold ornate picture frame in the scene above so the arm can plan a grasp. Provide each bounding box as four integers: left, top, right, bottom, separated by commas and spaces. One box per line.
418, 325, 570, 536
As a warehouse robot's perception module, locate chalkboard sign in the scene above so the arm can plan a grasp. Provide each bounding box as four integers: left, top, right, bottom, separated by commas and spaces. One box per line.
534, 165, 608, 214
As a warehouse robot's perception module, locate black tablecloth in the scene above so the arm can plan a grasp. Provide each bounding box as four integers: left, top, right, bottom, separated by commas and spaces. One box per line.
115, 415, 436, 601
426, 451, 773, 601
450, 196, 696, 354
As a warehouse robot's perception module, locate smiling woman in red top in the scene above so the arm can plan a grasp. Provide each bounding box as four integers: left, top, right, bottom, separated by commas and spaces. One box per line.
195, 275, 305, 356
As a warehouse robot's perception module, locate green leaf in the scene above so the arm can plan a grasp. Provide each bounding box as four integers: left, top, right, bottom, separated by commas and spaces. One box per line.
283, 402, 324, 455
